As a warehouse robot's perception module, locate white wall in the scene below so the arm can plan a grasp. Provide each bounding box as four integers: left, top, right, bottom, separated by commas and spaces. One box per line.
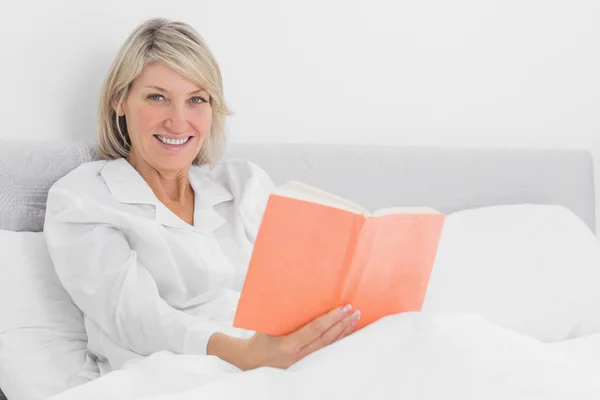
2, 0, 600, 221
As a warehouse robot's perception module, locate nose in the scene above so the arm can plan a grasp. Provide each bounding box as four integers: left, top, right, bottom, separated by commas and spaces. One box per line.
165, 103, 188, 133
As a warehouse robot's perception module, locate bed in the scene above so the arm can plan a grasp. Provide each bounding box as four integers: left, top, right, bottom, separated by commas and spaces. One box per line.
1, 140, 599, 400
0, 141, 595, 232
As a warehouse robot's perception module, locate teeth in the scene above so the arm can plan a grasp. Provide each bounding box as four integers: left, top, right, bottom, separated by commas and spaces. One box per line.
156, 135, 190, 145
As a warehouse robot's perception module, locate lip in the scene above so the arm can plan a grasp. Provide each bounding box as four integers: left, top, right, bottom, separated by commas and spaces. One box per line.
154, 134, 194, 140
153, 134, 194, 151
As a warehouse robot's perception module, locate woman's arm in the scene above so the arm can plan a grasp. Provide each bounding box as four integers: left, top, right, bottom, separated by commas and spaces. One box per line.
205, 161, 359, 369
44, 185, 223, 356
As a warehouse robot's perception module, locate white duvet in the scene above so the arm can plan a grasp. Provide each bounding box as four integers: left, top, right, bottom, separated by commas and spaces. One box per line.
48, 206, 600, 400
49, 312, 600, 400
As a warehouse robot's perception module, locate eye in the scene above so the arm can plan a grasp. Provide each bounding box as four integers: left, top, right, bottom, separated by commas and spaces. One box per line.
190, 96, 207, 104
148, 94, 165, 101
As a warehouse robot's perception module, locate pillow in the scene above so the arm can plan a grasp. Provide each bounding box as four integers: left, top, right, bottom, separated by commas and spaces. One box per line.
422, 204, 600, 342
0, 230, 99, 400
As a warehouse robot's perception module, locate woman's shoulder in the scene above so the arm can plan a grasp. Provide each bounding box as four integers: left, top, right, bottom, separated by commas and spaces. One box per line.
194, 159, 276, 236
44, 160, 117, 225
192, 158, 275, 204
50, 159, 110, 194
203, 158, 271, 184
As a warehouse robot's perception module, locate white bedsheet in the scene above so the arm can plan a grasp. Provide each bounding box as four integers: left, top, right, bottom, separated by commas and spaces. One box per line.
49, 312, 600, 400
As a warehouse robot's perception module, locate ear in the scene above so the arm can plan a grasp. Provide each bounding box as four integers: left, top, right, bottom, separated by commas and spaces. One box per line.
112, 101, 126, 117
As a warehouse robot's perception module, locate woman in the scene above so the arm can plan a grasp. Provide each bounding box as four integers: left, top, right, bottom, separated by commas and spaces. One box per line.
43, 18, 360, 375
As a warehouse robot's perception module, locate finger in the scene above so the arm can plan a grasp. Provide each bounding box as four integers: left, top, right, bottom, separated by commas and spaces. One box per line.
300, 310, 360, 357
329, 309, 360, 342
299, 315, 348, 356
334, 314, 359, 342
290, 304, 353, 346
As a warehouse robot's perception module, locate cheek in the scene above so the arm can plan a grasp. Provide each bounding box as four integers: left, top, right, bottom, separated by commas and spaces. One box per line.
191, 107, 213, 135
132, 105, 164, 134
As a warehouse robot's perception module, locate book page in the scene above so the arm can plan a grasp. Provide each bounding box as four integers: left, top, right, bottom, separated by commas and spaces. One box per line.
347, 213, 446, 330
274, 181, 369, 215
372, 206, 442, 217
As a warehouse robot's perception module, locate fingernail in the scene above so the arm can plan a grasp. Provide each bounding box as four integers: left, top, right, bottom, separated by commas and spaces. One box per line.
352, 310, 361, 320
341, 304, 352, 313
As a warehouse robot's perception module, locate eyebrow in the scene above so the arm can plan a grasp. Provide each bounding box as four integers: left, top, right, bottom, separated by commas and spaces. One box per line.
144, 85, 207, 95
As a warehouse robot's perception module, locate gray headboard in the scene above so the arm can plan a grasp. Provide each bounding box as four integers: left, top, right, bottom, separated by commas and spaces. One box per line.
0, 140, 595, 233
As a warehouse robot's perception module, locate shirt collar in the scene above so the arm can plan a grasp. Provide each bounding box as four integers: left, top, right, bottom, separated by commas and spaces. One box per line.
100, 158, 233, 234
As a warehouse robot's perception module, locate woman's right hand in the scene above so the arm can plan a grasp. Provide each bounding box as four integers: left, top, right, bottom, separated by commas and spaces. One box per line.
208, 305, 361, 371
241, 304, 361, 370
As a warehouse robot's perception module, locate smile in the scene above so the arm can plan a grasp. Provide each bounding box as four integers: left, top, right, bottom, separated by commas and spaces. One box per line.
153, 135, 192, 146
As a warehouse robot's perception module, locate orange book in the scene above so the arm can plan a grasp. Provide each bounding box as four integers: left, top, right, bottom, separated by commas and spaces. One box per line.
233, 181, 446, 336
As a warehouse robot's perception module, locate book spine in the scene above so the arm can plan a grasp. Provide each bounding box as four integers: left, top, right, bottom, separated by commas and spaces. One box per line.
334, 215, 367, 306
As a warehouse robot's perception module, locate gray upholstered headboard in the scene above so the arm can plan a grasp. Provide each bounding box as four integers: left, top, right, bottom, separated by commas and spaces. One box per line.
0, 140, 595, 233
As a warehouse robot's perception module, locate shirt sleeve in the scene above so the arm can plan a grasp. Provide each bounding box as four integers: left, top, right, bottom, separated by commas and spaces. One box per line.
43, 184, 222, 357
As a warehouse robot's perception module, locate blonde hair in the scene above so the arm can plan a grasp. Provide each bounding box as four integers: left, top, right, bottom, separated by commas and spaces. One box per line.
97, 18, 231, 165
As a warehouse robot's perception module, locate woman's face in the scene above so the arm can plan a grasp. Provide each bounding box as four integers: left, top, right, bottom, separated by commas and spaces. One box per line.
118, 63, 212, 174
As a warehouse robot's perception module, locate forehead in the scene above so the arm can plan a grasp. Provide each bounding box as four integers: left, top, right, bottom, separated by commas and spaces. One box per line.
133, 63, 205, 92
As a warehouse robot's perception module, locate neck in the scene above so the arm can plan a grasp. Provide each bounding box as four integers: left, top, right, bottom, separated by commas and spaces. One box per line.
127, 153, 192, 204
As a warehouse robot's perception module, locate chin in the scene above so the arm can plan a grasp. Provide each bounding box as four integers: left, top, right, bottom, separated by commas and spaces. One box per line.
146, 140, 204, 171
164, 159, 195, 171
151, 154, 195, 172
